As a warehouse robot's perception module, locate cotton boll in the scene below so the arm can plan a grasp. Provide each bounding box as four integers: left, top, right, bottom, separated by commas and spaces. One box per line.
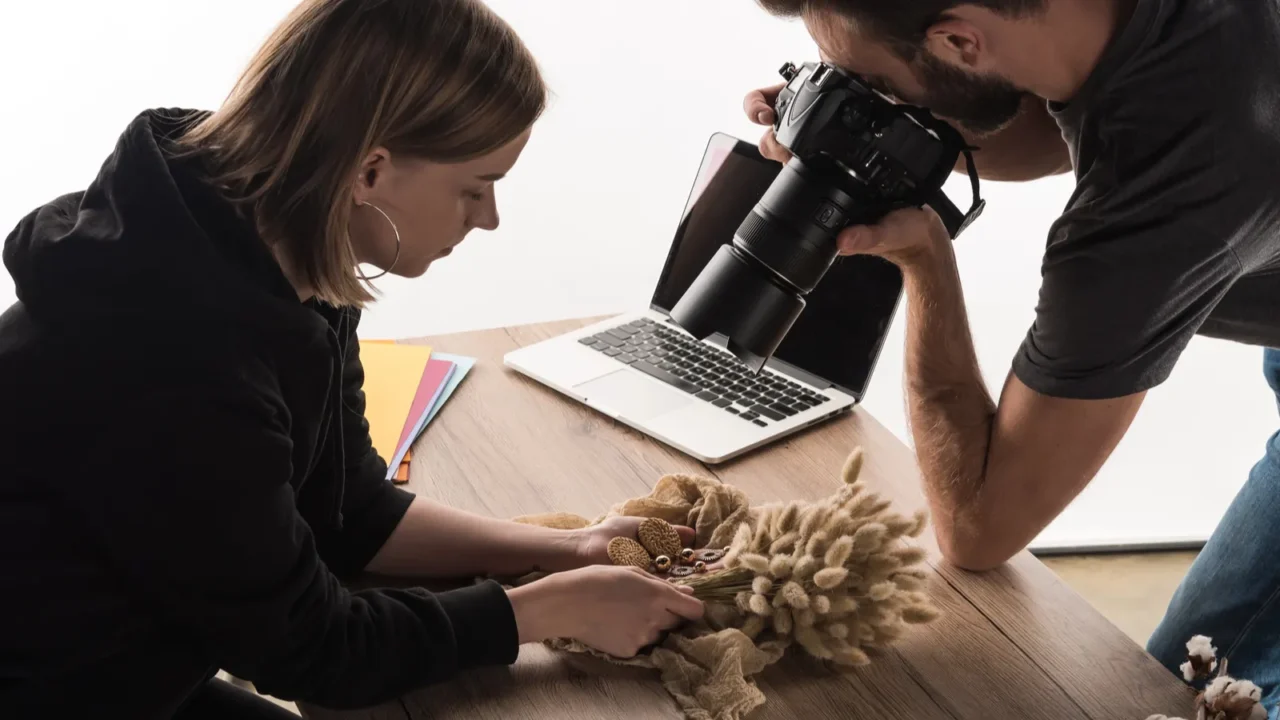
829, 596, 860, 616
1181, 635, 1218, 680
907, 510, 929, 537
812, 595, 831, 614
796, 625, 833, 659
892, 573, 927, 592
753, 576, 773, 595
773, 607, 794, 636
769, 553, 796, 580
793, 555, 821, 582
768, 531, 799, 555
781, 581, 811, 609
737, 553, 770, 574
795, 607, 817, 628
814, 567, 850, 590
749, 593, 772, 616
805, 531, 831, 558
869, 582, 896, 601
824, 536, 854, 569
833, 644, 872, 667
902, 603, 941, 624
852, 524, 888, 552
893, 546, 928, 567
1203, 676, 1233, 706
841, 448, 865, 484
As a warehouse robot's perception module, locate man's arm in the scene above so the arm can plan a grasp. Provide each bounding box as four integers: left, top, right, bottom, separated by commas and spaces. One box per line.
839, 210, 1143, 571
954, 95, 1073, 182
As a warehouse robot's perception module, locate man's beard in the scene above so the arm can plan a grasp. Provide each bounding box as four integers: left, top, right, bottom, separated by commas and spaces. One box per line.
914, 52, 1027, 136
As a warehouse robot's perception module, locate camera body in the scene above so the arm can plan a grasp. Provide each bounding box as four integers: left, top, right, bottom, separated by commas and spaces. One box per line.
669, 61, 986, 372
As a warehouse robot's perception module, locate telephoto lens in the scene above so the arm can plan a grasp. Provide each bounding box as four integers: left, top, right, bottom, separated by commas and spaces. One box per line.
670, 61, 984, 373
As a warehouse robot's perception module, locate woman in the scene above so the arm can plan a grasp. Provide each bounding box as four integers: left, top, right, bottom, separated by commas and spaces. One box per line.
0, 1, 703, 717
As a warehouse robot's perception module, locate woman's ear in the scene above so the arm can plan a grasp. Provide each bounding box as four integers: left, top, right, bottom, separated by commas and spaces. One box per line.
351, 147, 392, 206
922, 16, 989, 73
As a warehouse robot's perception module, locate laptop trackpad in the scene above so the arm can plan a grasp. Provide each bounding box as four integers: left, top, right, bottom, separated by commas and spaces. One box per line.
574, 369, 693, 421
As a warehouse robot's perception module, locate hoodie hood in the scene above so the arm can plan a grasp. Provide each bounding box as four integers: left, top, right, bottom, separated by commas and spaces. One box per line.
3, 108, 311, 331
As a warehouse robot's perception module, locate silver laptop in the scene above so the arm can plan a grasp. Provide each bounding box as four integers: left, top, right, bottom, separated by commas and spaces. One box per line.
504, 132, 904, 463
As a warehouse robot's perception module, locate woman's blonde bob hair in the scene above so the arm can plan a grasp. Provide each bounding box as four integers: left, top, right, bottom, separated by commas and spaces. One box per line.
178, 0, 547, 306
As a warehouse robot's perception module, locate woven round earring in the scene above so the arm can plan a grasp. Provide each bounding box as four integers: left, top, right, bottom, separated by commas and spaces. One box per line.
356, 202, 401, 281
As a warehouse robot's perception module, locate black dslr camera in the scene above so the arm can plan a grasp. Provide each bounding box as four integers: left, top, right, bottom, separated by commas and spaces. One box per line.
670, 61, 987, 372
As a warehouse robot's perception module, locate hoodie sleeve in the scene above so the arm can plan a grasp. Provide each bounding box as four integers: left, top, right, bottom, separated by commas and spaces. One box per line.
310, 314, 417, 577
69, 378, 520, 709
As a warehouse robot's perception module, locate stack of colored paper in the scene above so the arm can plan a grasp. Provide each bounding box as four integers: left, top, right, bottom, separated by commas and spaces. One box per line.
357, 340, 476, 484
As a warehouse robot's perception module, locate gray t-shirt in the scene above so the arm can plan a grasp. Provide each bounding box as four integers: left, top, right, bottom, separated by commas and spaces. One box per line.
1012, 0, 1280, 399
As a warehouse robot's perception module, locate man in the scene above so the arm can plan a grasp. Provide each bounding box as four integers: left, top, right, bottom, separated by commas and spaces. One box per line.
745, 0, 1280, 705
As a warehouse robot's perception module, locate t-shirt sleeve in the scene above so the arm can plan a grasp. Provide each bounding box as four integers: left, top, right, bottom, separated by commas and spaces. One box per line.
1012, 115, 1245, 400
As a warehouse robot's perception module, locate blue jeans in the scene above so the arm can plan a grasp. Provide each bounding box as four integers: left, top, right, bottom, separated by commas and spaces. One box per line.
1148, 348, 1280, 718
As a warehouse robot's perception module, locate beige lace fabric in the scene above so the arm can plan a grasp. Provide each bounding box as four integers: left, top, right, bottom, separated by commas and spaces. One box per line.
514, 473, 774, 720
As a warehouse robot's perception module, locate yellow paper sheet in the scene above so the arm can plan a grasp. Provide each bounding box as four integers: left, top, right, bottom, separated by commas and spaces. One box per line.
357, 341, 432, 465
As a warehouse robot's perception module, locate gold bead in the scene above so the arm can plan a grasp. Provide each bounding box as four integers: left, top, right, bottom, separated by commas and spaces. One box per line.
680, 548, 696, 563
694, 561, 707, 573
654, 555, 673, 572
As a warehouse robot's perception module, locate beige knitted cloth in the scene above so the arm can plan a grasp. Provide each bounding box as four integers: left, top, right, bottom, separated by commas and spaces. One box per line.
512, 473, 786, 720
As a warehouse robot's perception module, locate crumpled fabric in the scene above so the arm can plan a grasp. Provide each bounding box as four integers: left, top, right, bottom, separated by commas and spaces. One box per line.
512, 473, 785, 720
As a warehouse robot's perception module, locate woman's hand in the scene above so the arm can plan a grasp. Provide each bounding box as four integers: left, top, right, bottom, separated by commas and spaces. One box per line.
508, 565, 705, 657
571, 516, 695, 568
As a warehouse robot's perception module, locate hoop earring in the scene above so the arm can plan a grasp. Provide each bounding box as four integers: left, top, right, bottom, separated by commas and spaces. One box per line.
356, 202, 401, 281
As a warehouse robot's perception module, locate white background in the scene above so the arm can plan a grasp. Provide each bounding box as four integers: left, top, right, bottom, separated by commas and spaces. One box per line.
2, 0, 1275, 551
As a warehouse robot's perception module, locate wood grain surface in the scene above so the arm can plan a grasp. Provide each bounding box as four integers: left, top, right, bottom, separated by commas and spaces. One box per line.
301, 317, 1196, 720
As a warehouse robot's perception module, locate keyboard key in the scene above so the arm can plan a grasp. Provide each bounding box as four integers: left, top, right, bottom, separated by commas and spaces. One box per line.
672, 368, 688, 377
604, 348, 622, 357
633, 361, 701, 394
741, 411, 760, 421
616, 354, 637, 364
712, 398, 732, 408
677, 361, 695, 370
593, 334, 623, 347
653, 349, 669, 358
578, 336, 596, 345
815, 394, 832, 404
627, 320, 648, 328
753, 419, 768, 427
751, 405, 786, 422
725, 406, 740, 415
695, 390, 719, 402
769, 402, 798, 418
607, 328, 636, 341
620, 345, 639, 355
764, 391, 783, 401
634, 351, 652, 360
697, 380, 714, 389
743, 391, 761, 401
723, 393, 742, 402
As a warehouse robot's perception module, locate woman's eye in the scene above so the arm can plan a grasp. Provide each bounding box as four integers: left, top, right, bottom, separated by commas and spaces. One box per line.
465, 190, 485, 201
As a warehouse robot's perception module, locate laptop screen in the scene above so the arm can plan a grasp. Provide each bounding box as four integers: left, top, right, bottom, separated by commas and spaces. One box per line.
650, 133, 902, 400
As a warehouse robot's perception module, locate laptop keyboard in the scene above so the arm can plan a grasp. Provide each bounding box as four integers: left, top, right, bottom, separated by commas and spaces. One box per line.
577, 317, 832, 428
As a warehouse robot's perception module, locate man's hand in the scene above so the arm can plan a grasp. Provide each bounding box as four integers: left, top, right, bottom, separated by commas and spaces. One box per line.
744, 83, 792, 164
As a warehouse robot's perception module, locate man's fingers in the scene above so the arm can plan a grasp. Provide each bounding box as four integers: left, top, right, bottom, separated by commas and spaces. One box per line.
837, 226, 874, 255
759, 130, 791, 165
744, 83, 785, 125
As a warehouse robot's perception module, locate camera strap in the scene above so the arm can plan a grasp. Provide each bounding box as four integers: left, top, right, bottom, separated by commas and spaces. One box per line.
927, 149, 986, 240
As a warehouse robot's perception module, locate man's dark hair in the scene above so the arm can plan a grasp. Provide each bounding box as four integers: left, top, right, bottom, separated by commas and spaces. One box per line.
757, 0, 1046, 56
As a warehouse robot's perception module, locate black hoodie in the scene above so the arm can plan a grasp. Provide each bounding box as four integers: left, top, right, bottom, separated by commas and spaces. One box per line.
0, 109, 519, 717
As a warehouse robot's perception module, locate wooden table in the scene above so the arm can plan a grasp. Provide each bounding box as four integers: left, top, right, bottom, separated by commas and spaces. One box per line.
303, 318, 1196, 720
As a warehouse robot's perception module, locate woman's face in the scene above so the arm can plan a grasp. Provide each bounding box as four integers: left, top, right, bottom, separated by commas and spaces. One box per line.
348, 128, 532, 278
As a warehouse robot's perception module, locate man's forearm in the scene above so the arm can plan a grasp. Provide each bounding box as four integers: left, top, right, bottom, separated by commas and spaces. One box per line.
898, 241, 997, 557
366, 497, 581, 578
